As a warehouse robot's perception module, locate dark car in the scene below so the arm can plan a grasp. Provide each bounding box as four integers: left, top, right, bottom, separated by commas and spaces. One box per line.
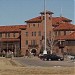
39, 54, 64, 61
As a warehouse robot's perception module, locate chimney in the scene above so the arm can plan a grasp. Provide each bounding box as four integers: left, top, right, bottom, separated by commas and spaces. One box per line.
40, 10, 54, 20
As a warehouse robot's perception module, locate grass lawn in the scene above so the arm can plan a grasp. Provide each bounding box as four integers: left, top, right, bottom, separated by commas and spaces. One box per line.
0, 57, 75, 75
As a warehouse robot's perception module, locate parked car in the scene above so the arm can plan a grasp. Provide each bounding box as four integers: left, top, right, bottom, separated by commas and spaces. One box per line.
39, 54, 64, 61
68, 55, 75, 60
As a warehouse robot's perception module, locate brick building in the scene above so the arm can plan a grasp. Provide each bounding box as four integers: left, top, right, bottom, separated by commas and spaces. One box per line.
0, 10, 75, 56
0, 25, 26, 56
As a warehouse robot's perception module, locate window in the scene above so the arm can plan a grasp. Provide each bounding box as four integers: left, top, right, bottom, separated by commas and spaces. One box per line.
31, 40, 36, 45
5, 33, 10, 38
0, 33, 2, 38
26, 40, 28, 45
55, 31, 57, 36
8, 33, 10, 37
58, 31, 61, 36
33, 24, 35, 27
32, 32, 33, 36
32, 32, 36, 36
38, 31, 41, 36
38, 23, 39, 27
13, 33, 16, 37
5, 33, 9, 38
33, 40, 36, 45
64, 31, 66, 35
34, 32, 36, 36
25, 32, 28, 36
5, 33, 7, 38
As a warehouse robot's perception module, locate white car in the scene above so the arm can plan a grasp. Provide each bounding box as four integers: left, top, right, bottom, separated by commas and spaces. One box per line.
68, 55, 75, 60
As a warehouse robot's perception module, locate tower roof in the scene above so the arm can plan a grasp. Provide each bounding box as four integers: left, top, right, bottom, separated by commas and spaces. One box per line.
40, 10, 54, 15
52, 17, 72, 25
25, 16, 42, 23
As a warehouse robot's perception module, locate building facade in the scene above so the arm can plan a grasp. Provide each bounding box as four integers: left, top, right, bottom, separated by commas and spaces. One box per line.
0, 10, 75, 56
0, 25, 26, 56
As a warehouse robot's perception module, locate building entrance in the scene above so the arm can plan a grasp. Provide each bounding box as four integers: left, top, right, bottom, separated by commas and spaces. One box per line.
31, 48, 36, 56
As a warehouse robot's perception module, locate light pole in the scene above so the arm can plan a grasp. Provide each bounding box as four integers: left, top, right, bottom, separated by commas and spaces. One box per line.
43, 0, 47, 54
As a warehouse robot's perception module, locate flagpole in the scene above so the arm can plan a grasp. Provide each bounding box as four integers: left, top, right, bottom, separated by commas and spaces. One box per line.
43, 0, 47, 54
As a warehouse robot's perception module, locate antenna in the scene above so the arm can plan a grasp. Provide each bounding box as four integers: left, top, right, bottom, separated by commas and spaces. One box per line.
60, 7, 62, 17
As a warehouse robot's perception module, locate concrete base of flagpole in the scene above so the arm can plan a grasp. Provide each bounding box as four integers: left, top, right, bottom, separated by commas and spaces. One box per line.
43, 50, 47, 54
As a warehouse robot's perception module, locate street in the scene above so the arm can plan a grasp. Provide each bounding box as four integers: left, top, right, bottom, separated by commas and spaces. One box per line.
14, 57, 75, 67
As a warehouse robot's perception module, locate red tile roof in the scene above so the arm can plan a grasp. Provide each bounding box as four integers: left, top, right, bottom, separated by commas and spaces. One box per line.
55, 32, 75, 40
25, 16, 42, 23
0, 25, 27, 32
53, 23, 75, 31
25, 15, 72, 24
52, 17, 72, 25
68, 32, 75, 40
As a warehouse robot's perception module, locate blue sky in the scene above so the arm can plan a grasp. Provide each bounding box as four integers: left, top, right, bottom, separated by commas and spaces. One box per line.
0, 0, 74, 25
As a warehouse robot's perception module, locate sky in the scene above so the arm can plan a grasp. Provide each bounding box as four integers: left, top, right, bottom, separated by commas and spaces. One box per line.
0, 0, 74, 26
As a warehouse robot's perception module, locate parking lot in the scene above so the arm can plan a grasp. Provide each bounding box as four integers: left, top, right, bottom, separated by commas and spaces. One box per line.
14, 56, 75, 67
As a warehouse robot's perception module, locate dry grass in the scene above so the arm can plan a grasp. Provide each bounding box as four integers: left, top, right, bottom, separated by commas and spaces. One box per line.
0, 57, 75, 75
